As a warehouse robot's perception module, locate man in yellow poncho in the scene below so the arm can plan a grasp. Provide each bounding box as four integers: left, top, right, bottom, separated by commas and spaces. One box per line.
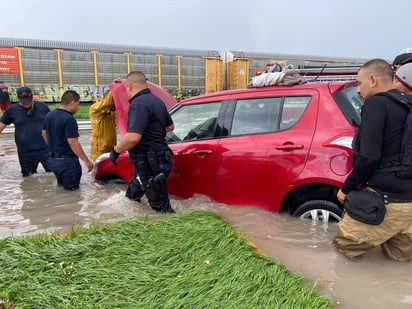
89, 90, 116, 161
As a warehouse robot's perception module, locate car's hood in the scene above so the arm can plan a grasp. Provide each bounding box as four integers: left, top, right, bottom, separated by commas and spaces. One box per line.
108, 79, 177, 137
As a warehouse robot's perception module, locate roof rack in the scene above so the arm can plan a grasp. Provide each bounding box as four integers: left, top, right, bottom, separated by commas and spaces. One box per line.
250, 63, 359, 87
298, 64, 360, 82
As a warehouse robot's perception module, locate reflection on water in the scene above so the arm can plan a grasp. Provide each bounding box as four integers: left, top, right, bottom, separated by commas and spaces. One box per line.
1, 130, 412, 308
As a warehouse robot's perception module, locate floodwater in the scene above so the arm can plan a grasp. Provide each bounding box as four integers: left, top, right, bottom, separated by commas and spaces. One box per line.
1, 130, 412, 308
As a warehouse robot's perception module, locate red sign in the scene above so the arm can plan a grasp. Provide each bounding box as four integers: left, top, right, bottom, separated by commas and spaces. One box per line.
0, 48, 20, 74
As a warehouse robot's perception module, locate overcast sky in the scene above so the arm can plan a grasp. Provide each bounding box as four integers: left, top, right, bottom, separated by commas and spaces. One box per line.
3, 0, 410, 60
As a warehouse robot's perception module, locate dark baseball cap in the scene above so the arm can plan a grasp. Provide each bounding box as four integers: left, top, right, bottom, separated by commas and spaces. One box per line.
392, 53, 412, 66
17, 86, 33, 103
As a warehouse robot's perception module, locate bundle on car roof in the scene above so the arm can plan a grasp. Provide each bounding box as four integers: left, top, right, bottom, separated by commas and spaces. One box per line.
249, 62, 360, 87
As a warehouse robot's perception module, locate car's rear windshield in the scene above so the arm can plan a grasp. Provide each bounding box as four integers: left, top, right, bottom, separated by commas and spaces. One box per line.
333, 86, 363, 127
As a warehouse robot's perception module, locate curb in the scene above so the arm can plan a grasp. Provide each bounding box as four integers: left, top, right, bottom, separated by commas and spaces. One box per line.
2, 120, 91, 134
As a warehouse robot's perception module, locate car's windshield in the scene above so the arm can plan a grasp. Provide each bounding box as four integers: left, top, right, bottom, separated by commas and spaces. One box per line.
333, 86, 364, 127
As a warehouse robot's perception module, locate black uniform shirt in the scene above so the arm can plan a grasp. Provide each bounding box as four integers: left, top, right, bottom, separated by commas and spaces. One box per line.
127, 88, 173, 163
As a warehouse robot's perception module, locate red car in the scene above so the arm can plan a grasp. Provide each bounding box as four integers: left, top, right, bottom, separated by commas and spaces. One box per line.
93, 79, 363, 222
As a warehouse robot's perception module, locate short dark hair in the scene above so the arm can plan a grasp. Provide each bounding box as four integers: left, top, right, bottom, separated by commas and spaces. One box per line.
361, 58, 393, 80
126, 71, 147, 86
60, 90, 80, 105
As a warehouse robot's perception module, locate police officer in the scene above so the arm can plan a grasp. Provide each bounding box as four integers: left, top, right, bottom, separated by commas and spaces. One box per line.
110, 71, 175, 213
0, 86, 51, 177
42, 90, 93, 190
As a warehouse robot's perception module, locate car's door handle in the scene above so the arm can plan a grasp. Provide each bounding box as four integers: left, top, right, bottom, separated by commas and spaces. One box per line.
192, 149, 213, 157
276, 144, 304, 150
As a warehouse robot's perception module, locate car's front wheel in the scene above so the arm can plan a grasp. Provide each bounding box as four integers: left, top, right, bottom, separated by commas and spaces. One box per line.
292, 200, 343, 223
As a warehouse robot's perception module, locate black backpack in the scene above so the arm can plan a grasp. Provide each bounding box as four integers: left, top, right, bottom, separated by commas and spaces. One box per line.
378, 90, 412, 178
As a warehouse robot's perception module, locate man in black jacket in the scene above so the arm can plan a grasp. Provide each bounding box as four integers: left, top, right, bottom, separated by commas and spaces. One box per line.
333, 59, 412, 261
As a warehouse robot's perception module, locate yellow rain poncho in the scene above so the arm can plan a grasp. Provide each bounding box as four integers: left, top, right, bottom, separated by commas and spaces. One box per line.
89, 91, 116, 161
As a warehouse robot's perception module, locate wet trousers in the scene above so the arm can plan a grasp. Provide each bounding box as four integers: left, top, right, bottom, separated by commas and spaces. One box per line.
333, 201, 412, 262
49, 157, 82, 191
126, 152, 173, 213
18, 148, 51, 177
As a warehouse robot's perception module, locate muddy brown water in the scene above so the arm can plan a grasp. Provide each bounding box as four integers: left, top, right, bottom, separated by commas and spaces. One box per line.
1, 129, 412, 308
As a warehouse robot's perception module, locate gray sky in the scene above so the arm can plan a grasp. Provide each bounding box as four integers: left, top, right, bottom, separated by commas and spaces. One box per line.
3, 0, 410, 60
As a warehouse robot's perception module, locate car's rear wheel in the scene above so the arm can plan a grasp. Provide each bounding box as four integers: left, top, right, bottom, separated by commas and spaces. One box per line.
292, 200, 342, 223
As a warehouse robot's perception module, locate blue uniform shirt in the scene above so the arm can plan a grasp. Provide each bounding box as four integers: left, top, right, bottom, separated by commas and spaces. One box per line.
127, 88, 173, 162
0, 101, 50, 153
43, 108, 79, 156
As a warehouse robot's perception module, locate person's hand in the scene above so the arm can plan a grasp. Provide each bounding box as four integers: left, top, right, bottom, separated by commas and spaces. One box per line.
337, 189, 346, 204
85, 159, 93, 172
110, 148, 120, 166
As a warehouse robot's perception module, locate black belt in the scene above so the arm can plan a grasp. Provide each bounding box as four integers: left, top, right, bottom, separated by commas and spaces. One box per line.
49, 152, 77, 159
136, 150, 173, 158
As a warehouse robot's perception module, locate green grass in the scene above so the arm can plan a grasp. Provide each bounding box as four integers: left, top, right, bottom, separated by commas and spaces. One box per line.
48, 104, 90, 120
0, 211, 332, 309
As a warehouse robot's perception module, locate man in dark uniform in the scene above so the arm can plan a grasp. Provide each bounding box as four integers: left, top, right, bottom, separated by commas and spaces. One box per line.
110, 71, 175, 213
42, 90, 93, 191
0, 86, 51, 177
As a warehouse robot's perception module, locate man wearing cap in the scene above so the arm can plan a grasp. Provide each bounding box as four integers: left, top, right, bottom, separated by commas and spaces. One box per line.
392, 52, 412, 72
0, 86, 51, 176
394, 62, 412, 95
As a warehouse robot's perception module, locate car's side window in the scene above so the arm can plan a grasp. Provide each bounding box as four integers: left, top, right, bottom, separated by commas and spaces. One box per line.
279, 96, 311, 130
231, 98, 282, 135
166, 102, 221, 143
230, 96, 312, 135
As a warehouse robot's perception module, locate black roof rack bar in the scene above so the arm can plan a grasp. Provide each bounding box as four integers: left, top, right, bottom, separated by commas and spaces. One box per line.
298, 64, 361, 69
299, 65, 360, 76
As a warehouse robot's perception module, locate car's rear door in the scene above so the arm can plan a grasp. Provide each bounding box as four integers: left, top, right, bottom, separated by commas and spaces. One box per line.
214, 89, 319, 211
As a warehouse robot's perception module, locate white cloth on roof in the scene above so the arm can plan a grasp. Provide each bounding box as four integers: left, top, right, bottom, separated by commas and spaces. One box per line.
249, 72, 284, 87
248, 68, 302, 87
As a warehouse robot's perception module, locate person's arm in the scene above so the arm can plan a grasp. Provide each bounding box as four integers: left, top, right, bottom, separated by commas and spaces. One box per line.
41, 129, 48, 143
0, 122, 6, 134
67, 137, 93, 172
114, 132, 142, 153
100, 92, 114, 113
341, 98, 386, 194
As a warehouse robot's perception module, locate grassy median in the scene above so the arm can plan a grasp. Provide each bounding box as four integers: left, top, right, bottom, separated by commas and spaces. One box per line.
48, 103, 90, 119
0, 211, 331, 309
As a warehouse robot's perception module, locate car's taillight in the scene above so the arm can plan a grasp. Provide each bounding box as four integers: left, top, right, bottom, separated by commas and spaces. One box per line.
330, 136, 353, 149
93, 152, 110, 167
